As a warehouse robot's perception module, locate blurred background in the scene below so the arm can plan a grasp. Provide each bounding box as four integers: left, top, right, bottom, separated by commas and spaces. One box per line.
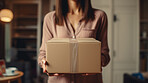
0, 0, 146, 83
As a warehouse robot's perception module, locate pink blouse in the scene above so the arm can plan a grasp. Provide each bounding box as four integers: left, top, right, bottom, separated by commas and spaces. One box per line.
38, 10, 110, 66
38, 9, 110, 83
38, 9, 110, 67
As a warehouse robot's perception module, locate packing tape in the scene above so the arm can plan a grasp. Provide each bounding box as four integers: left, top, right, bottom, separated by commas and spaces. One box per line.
70, 38, 78, 72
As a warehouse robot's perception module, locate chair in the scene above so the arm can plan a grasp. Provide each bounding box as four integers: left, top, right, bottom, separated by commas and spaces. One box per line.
124, 73, 148, 83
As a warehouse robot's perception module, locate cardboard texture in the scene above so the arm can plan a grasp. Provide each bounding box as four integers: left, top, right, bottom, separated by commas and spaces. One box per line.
46, 38, 101, 74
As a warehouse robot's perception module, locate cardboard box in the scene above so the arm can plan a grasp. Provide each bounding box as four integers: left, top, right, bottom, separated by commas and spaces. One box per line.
46, 38, 101, 74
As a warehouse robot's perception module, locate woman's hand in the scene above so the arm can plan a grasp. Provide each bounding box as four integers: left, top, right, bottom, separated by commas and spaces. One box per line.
41, 59, 50, 76
42, 60, 61, 76
42, 59, 46, 73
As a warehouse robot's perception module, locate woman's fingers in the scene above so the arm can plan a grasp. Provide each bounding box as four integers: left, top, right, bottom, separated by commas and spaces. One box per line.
43, 63, 47, 73
42, 60, 47, 73
45, 61, 49, 66
81, 73, 96, 76
47, 73, 50, 76
42, 60, 50, 75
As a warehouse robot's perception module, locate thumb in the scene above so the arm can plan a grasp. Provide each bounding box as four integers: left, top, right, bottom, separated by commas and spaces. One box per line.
43, 64, 47, 73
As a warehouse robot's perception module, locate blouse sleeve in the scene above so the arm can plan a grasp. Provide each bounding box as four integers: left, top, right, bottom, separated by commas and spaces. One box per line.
38, 14, 53, 68
96, 12, 110, 67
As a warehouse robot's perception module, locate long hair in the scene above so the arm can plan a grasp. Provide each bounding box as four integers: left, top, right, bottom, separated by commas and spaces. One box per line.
55, 0, 95, 25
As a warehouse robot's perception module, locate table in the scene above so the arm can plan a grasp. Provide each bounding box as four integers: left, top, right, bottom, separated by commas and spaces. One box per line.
0, 71, 24, 83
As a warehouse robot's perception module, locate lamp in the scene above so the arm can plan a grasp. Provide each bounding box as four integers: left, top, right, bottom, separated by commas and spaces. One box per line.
0, 9, 13, 22
0, 9, 13, 62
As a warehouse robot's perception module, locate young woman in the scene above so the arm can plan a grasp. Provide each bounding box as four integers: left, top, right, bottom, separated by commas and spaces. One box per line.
38, 0, 110, 83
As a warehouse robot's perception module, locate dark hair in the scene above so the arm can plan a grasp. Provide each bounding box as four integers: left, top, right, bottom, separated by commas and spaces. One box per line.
55, 0, 95, 25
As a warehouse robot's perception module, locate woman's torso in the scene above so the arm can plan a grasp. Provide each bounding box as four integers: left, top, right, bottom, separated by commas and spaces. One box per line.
45, 9, 105, 39
43, 9, 107, 83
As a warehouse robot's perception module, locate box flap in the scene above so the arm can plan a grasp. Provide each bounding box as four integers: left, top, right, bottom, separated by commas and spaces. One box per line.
47, 38, 70, 43
77, 38, 101, 43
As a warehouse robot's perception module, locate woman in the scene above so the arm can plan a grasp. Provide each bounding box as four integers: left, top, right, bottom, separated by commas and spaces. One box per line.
38, 0, 110, 83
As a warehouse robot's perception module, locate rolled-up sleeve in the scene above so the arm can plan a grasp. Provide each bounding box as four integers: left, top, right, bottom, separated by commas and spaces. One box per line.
97, 12, 110, 67
38, 14, 53, 68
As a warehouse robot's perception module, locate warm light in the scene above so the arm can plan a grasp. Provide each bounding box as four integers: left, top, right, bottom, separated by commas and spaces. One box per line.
0, 9, 13, 22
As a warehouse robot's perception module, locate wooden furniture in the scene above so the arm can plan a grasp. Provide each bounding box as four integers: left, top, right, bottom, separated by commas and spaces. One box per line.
140, 0, 148, 72
9, 0, 40, 61
7, 0, 42, 82
0, 71, 24, 83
